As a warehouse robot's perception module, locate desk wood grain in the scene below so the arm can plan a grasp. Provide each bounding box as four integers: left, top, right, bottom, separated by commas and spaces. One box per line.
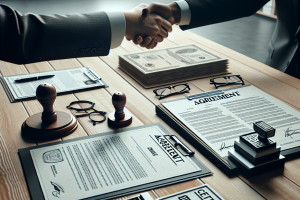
0, 27, 299, 200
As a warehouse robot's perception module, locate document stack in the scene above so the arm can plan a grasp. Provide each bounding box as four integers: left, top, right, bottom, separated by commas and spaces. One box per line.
228, 121, 285, 176
19, 123, 212, 200
119, 44, 228, 88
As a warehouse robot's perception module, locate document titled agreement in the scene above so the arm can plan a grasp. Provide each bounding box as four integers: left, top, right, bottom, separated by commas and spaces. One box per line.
30, 125, 201, 200
162, 85, 300, 157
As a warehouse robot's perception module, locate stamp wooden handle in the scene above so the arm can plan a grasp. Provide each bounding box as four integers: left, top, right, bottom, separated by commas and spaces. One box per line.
36, 83, 57, 123
112, 92, 126, 120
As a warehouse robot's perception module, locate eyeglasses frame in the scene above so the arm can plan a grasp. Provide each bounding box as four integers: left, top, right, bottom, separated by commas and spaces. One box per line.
153, 83, 191, 100
210, 75, 245, 89
66, 100, 106, 125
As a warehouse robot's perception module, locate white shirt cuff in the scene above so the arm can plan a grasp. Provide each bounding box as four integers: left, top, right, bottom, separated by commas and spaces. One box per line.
106, 11, 126, 49
175, 1, 191, 25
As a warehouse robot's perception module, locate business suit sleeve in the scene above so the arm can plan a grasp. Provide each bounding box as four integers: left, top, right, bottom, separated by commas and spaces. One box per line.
0, 4, 111, 64
180, 0, 269, 30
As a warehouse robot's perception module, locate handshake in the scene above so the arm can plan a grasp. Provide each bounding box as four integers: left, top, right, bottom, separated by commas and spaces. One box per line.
123, 3, 181, 49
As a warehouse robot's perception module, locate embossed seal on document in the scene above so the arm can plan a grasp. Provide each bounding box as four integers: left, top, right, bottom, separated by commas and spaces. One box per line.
43, 149, 64, 163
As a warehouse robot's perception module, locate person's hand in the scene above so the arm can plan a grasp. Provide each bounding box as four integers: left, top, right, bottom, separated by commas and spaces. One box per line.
141, 3, 181, 25
133, 3, 181, 49
123, 4, 172, 49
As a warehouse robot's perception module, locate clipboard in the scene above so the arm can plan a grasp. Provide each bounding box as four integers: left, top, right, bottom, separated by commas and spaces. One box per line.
18, 123, 212, 200
156, 85, 300, 176
0, 67, 108, 102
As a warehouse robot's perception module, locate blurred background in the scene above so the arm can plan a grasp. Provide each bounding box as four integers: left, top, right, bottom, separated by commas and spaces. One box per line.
2, 0, 276, 66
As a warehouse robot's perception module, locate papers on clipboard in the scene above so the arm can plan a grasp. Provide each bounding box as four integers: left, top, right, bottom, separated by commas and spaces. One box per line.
156, 85, 300, 174
0, 68, 107, 102
18, 123, 212, 200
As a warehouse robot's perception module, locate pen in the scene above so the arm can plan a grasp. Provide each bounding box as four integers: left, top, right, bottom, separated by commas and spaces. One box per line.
169, 135, 195, 156
15, 75, 55, 83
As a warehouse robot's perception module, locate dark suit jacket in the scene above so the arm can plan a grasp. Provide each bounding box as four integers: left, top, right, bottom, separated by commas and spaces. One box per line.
0, 4, 111, 64
181, 0, 300, 79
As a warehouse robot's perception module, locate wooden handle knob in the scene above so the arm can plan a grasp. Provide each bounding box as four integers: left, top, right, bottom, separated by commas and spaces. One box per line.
112, 92, 126, 120
36, 83, 57, 123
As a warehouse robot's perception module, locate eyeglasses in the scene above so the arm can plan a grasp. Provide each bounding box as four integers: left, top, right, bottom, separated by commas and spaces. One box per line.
66, 100, 106, 126
153, 83, 191, 100
210, 75, 244, 89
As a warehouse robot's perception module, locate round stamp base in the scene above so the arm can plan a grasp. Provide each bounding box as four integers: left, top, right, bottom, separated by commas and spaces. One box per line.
21, 111, 77, 141
108, 110, 132, 128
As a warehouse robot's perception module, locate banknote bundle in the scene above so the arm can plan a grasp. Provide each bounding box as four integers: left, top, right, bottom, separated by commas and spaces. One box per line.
119, 44, 229, 88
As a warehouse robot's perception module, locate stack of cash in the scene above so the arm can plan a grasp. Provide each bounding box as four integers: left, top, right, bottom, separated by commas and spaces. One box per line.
119, 44, 229, 88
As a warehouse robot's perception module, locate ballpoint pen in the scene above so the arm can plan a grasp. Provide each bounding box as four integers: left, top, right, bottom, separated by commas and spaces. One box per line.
15, 75, 55, 83
169, 135, 195, 156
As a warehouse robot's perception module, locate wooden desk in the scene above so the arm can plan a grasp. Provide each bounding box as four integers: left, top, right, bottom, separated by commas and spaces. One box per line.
0, 27, 299, 200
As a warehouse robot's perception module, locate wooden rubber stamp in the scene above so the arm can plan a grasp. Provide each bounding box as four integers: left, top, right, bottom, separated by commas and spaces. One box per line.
21, 83, 77, 141
108, 92, 132, 128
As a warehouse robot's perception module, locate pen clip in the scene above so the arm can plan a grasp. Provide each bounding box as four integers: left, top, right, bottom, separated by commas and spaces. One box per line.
188, 90, 224, 100
84, 69, 101, 82
164, 135, 194, 156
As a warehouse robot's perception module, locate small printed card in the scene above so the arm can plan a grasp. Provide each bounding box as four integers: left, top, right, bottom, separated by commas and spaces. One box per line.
157, 184, 224, 200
